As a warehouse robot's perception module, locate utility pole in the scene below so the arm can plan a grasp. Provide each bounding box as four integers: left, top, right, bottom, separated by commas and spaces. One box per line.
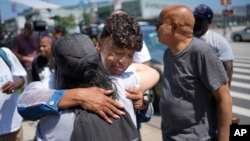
114, 0, 122, 10
221, 0, 231, 37
0, 8, 2, 37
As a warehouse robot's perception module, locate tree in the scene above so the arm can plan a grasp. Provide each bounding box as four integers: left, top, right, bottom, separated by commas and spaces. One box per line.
54, 14, 76, 28
82, 13, 91, 25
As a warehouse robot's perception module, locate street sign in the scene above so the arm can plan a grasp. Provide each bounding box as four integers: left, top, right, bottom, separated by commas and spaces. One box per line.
223, 9, 230, 17
222, 9, 234, 17
221, 0, 232, 5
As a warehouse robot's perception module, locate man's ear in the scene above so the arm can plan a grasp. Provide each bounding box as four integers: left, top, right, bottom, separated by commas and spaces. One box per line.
172, 22, 179, 31
96, 40, 101, 52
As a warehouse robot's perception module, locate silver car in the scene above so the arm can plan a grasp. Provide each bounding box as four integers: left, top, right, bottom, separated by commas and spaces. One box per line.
231, 26, 250, 42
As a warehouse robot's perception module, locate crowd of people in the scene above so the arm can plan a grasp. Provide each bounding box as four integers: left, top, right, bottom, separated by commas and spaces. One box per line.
0, 3, 235, 141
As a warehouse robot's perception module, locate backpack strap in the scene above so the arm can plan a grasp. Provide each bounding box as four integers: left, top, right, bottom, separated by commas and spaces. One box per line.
0, 48, 11, 70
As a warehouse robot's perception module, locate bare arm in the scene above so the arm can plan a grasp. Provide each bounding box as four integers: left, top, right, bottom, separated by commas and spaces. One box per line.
126, 63, 159, 110
142, 60, 151, 66
12, 48, 34, 65
212, 83, 232, 141
133, 63, 160, 91
222, 60, 233, 87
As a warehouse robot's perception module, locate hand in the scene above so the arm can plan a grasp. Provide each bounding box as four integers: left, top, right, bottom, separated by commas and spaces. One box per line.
22, 56, 34, 63
77, 87, 125, 124
1, 81, 16, 94
125, 87, 147, 110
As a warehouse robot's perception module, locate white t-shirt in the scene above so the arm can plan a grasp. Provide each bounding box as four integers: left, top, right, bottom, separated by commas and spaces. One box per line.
133, 41, 151, 63
0, 47, 27, 135
200, 30, 234, 61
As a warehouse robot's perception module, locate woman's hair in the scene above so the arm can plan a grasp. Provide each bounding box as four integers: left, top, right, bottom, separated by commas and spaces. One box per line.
99, 14, 143, 52
52, 33, 117, 99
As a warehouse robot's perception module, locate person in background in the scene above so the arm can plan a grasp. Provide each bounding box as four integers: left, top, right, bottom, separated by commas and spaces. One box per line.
156, 5, 232, 141
32, 34, 55, 81
0, 47, 27, 141
11, 21, 39, 82
52, 25, 67, 40
193, 4, 239, 125
193, 4, 234, 87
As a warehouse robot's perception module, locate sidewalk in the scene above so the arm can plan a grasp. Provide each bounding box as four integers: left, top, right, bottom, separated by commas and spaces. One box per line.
140, 115, 162, 141
22, 121, 37, 141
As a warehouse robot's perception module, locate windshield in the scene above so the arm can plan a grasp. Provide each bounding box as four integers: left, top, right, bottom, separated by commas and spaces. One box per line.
141, 29, 166, 52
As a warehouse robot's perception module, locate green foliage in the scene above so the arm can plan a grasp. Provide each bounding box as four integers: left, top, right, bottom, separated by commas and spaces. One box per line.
82, 13, 91, 24
54, 14, 76, 28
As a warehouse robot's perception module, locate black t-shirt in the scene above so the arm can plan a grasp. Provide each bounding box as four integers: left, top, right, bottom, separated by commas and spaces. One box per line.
32, 55, 55, 81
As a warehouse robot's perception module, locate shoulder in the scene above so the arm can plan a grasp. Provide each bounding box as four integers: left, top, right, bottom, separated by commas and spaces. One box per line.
1, 47, 14, 55
133, 41, 151, 63
206, 30, 228, 43
13, 34, 22, 40
190, 38, 212, 52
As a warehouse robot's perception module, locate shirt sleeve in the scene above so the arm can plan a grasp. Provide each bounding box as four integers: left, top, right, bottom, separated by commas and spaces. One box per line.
133, 41, 151, 63
216, 35, 234, 61
2, 47, 27, 82
17, 81, 66, 121
197, 47, 228, 91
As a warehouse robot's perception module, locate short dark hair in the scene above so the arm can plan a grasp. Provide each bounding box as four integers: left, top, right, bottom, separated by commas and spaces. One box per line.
53, 25, 66, 36
24, 21, 33, 32
99, 14, 143, 51
39, 34, 55, 45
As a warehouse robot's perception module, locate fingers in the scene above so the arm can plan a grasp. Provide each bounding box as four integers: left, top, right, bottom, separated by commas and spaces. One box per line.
101, 89, 114, 96
1, 81, 15, 94
80, 88, 125, 124
106, 99, 125, 116
126, 88, 146, 110
97, 110, 112, 124
126, 88, 142, 100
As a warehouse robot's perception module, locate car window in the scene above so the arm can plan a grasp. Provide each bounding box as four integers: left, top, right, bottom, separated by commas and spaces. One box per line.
141, 29, 166, 52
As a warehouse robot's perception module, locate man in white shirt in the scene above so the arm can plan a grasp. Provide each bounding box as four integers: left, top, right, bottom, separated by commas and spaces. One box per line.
193, 4, 238, 124
0, 47, 27, 141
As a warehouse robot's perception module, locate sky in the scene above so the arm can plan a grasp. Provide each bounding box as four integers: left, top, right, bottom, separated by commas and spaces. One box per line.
0, 0, 249, 21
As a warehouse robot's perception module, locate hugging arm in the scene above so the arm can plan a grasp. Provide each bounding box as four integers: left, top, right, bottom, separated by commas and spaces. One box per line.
18, 81, 125, 123
126, 63, 159, 119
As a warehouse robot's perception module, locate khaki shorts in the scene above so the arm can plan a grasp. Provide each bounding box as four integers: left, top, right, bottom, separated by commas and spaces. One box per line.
0, 126, 23, 141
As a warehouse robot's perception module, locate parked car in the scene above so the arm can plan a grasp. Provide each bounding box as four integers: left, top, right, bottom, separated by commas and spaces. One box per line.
231, 26, 250, 42
141, 25, 166, 113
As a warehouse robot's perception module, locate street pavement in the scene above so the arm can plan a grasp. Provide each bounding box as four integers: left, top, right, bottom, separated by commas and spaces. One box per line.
22, 25, 249, 141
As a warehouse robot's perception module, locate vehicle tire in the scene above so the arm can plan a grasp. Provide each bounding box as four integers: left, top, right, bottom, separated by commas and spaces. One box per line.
233, 35, 242, 42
